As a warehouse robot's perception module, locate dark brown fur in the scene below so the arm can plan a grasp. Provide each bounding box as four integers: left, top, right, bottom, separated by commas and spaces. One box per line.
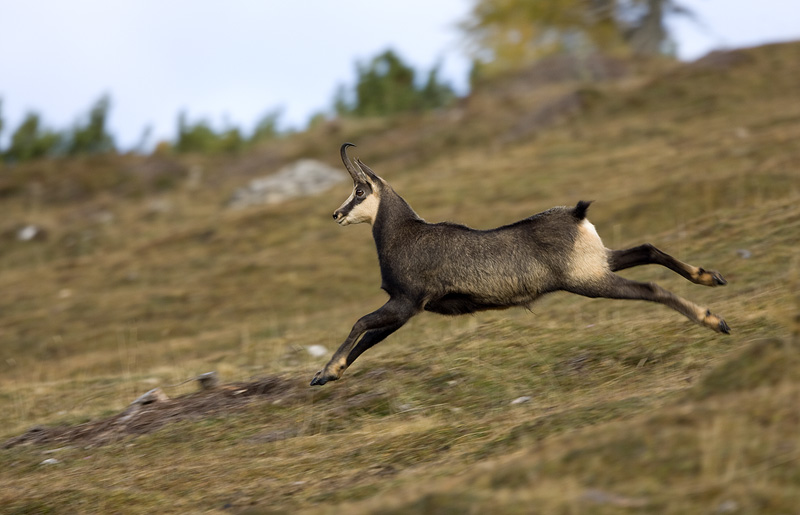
311, 144, 730, 386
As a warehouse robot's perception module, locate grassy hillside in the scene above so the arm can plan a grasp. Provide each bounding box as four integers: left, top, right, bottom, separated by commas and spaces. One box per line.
1, 42, 799, 513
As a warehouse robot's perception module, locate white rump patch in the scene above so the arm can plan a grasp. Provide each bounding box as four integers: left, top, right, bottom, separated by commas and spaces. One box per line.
581, 219, 600, 238
568, 219, 609, 281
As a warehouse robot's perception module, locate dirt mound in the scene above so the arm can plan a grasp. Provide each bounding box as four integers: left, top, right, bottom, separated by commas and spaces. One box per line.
3, 376, 304, 449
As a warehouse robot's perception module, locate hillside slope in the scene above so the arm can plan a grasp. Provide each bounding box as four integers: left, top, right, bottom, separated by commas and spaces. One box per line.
1, 42, 799, 513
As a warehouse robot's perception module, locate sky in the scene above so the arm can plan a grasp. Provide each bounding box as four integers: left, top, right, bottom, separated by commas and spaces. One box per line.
1, 0, 799, 150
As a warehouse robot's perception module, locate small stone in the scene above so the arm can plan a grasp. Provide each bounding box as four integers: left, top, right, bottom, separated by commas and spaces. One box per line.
197, 371, 219, 390
130, 388, 169, 406
17, 225, 45, 241
40, 458, 60, 465
736, 249, 752, 259
510, 396, 532, 405
715, 500, 739, 513
305, 345, 328, 358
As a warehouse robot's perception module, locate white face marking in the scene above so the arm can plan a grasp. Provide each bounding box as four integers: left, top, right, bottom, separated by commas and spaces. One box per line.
336, 187, 380, 226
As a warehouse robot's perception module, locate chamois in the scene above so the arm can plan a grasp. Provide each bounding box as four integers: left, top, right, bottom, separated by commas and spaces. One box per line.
310, 143, 730, 386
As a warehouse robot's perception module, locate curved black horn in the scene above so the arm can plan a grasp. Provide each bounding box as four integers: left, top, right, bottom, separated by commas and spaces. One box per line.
340, 143, 365, 182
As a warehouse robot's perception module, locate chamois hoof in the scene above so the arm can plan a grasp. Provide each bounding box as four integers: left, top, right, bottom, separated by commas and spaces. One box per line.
703, 309, 731, 335
310, 370, 337, 386
696, 268, 727, 287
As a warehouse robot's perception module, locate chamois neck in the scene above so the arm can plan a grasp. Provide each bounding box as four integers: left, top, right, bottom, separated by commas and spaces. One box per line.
373, 187, 422, 242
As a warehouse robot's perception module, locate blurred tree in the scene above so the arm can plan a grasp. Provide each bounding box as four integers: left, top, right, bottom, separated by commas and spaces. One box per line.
332, 84, 352, 117
419, 63, 457, 110
133, 125, 153, 154
218, 127, 244, 154
306, 111, 329, 130
4, 112, 63, 161
175, 112, 247, 154
623, 0, 689, 56
249, 108, 282, 145
354, 50, 417, 116
67, 94, 116, 155
175, 112, 219, 154
462, 0, 692, 77
336, 49, 455, 117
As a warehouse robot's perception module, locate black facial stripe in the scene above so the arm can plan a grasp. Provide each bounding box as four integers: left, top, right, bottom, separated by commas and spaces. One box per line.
342, 196, 361, 215
340, 182, 373, 216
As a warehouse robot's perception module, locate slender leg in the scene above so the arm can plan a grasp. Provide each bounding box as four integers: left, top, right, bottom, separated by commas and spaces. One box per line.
310, 297, 418, 386
569, 274, 731, 334
345, 323, 406, 368
608, 244, 727, 286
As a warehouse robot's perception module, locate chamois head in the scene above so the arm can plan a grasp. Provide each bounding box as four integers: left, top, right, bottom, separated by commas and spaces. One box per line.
333, 143, 384, 226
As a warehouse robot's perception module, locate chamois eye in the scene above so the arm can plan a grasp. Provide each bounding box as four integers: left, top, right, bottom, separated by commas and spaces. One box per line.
356, 189, 365, 198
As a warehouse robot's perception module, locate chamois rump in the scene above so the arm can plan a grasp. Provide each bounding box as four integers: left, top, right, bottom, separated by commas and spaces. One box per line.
310, 143, 730, 386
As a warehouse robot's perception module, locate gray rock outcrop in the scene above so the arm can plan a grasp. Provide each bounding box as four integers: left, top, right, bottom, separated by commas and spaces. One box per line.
228, 159, 348, 209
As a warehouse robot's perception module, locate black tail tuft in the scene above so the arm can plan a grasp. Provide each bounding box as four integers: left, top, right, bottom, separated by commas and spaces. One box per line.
573, 200, 593, 220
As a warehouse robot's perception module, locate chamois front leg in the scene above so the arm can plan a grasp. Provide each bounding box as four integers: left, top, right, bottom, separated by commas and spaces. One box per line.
310, 297, 417, 386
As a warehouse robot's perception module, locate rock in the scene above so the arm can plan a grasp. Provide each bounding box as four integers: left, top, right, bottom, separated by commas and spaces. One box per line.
305, 345, 328, 358
228, 159, 348, 209
510, 396, 532, 405
196, 371, 219, 390
129, 388, 170, 406
17, 224, 47, 241
117, 388, 170, 425
39, 458, 60, 465
715, 500, 739, 513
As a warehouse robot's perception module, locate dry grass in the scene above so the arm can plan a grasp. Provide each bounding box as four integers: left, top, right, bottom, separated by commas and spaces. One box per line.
1, 42, 799, 513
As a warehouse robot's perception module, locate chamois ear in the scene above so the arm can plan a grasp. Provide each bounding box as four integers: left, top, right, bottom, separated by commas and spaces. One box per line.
355, 158, 382, 185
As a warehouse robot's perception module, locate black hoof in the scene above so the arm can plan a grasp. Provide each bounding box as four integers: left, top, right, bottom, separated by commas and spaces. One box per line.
698, 268, 727, 287
719, 319, 731, 335
310, 370, 338, 386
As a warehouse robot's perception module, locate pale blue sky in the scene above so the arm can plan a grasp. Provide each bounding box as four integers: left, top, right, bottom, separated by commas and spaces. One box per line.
1, 0, 798, 149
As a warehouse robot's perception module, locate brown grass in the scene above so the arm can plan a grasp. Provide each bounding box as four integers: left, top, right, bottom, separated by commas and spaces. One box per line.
1, 42, 799, 513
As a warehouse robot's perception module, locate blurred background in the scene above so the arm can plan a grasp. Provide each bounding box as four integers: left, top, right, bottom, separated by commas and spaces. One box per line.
1, 0, 798, 153
2, 1, 800, 513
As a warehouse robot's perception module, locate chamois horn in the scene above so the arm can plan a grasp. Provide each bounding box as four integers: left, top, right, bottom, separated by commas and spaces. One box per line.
340, 143, 366, 182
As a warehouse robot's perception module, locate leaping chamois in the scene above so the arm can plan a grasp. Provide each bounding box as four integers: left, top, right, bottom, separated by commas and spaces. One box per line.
310, 143, 729, 386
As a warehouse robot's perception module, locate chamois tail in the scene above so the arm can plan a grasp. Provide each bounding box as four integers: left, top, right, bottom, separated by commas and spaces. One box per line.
573, 200, 593, 221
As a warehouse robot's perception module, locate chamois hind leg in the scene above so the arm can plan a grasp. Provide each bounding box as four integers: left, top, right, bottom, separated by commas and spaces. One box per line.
608, 244, 727, 287
570, 274, 731, 334
310, 296, 417, 386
